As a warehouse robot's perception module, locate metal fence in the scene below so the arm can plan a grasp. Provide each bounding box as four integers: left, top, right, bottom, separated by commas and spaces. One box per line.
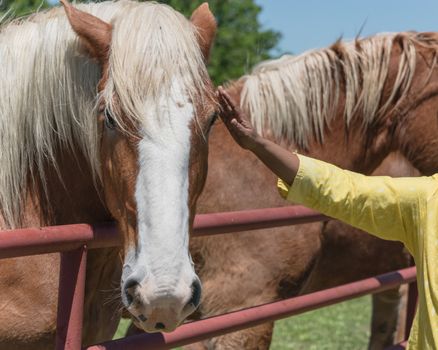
0, 206, 417, 350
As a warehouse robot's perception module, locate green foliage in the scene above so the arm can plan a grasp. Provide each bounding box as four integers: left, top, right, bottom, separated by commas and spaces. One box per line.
2, 0, 281, 85
0, 0, 48, 17
159, 0, 281, 85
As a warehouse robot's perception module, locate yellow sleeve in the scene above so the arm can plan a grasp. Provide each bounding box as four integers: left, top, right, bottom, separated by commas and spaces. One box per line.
278, 154, 435, 252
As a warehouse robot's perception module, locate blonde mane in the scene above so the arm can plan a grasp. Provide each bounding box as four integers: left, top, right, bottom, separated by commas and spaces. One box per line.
0, 0, 208, 227
239, 32, 433, 147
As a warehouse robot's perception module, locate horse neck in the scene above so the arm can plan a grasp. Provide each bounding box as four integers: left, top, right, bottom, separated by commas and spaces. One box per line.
296, 123, 390, 174
264, 88, 393, 175
391, 43, 438, 175
236, 34, 438, 175
302, 36, 438, 175
226, 80, 383, 173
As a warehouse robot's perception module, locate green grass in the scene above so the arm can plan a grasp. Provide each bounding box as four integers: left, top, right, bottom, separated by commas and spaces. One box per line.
114, 318, 131, 339
114, 295, 371, 349
271, 296, 371, 350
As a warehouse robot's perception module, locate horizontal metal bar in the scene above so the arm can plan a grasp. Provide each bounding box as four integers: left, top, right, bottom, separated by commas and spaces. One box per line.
193, 206, 327, 236
86, 267, 416, 350
0, 206, 326, 259
0, 223, 120, 259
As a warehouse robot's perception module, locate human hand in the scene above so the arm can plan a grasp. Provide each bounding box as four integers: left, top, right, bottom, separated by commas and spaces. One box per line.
217, 86, 262, 150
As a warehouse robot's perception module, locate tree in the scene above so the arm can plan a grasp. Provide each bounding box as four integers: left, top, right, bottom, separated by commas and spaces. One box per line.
2, 0, 281, 85
1, 0, 48, 17
159, 0, 281, 85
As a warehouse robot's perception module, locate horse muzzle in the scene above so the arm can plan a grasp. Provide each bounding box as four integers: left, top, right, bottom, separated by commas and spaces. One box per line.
121, 268, 202, 333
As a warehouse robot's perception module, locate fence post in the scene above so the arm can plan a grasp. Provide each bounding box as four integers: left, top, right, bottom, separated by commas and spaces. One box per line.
55, 246, 88, 350
404, 280, 418, 339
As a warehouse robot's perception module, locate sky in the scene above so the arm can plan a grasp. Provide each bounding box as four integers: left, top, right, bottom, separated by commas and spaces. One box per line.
255, 0, 438, 55
46, 0, 438, 57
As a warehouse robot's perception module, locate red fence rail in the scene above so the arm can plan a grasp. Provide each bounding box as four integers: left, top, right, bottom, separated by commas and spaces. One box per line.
86, 267, 416, 350
0, 205, 416, 350
0, 206, 324, 258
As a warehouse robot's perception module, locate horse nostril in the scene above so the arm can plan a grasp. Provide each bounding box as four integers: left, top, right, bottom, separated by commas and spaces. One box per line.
188, 279, 202, 308
125, 292, 133, 306
123, 278, 140, 306
155, 322, 165, 330
125, 278, 140, 290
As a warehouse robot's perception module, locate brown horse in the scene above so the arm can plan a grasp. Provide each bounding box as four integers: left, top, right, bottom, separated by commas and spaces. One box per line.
185, 32, 438, 349
0, 1, 217, 349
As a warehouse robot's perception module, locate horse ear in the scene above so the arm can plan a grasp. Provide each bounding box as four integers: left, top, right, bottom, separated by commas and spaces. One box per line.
60, 0, 112, 66
190, 3, 217, 62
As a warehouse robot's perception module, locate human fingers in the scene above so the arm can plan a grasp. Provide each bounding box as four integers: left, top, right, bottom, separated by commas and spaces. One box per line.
230, 118, 239, 127
217, 87, 235, 113
218, 88, 249, 125
217, 103, 233, 128
217, 87, 233, 107
217, 88, 236, 127
231, 118, 251, 136
229, 119, 246, 140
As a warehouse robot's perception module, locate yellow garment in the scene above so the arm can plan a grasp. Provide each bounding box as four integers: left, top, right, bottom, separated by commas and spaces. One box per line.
278, 154, 438, 349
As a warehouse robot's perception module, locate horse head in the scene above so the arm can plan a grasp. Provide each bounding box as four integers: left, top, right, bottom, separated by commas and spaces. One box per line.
61, 0, 217, 333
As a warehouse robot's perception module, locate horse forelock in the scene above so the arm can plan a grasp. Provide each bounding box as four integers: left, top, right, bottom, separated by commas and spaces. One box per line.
101, 1, 210, 134
240, 32, 426, 148
0, 0, 210, 227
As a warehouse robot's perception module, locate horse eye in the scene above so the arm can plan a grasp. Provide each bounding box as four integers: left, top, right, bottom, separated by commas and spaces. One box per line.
104, 108, 116, 129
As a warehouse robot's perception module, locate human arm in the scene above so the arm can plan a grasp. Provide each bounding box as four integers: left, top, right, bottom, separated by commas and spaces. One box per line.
217, 86, 432, 250
282, 154, 433, 250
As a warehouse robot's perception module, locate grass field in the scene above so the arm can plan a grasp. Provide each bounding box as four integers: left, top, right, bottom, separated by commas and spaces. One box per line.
114, 295, 371, 349
271, 295, 371, 349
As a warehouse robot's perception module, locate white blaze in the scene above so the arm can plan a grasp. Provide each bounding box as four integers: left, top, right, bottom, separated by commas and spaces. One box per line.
133, 78, 195, 298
